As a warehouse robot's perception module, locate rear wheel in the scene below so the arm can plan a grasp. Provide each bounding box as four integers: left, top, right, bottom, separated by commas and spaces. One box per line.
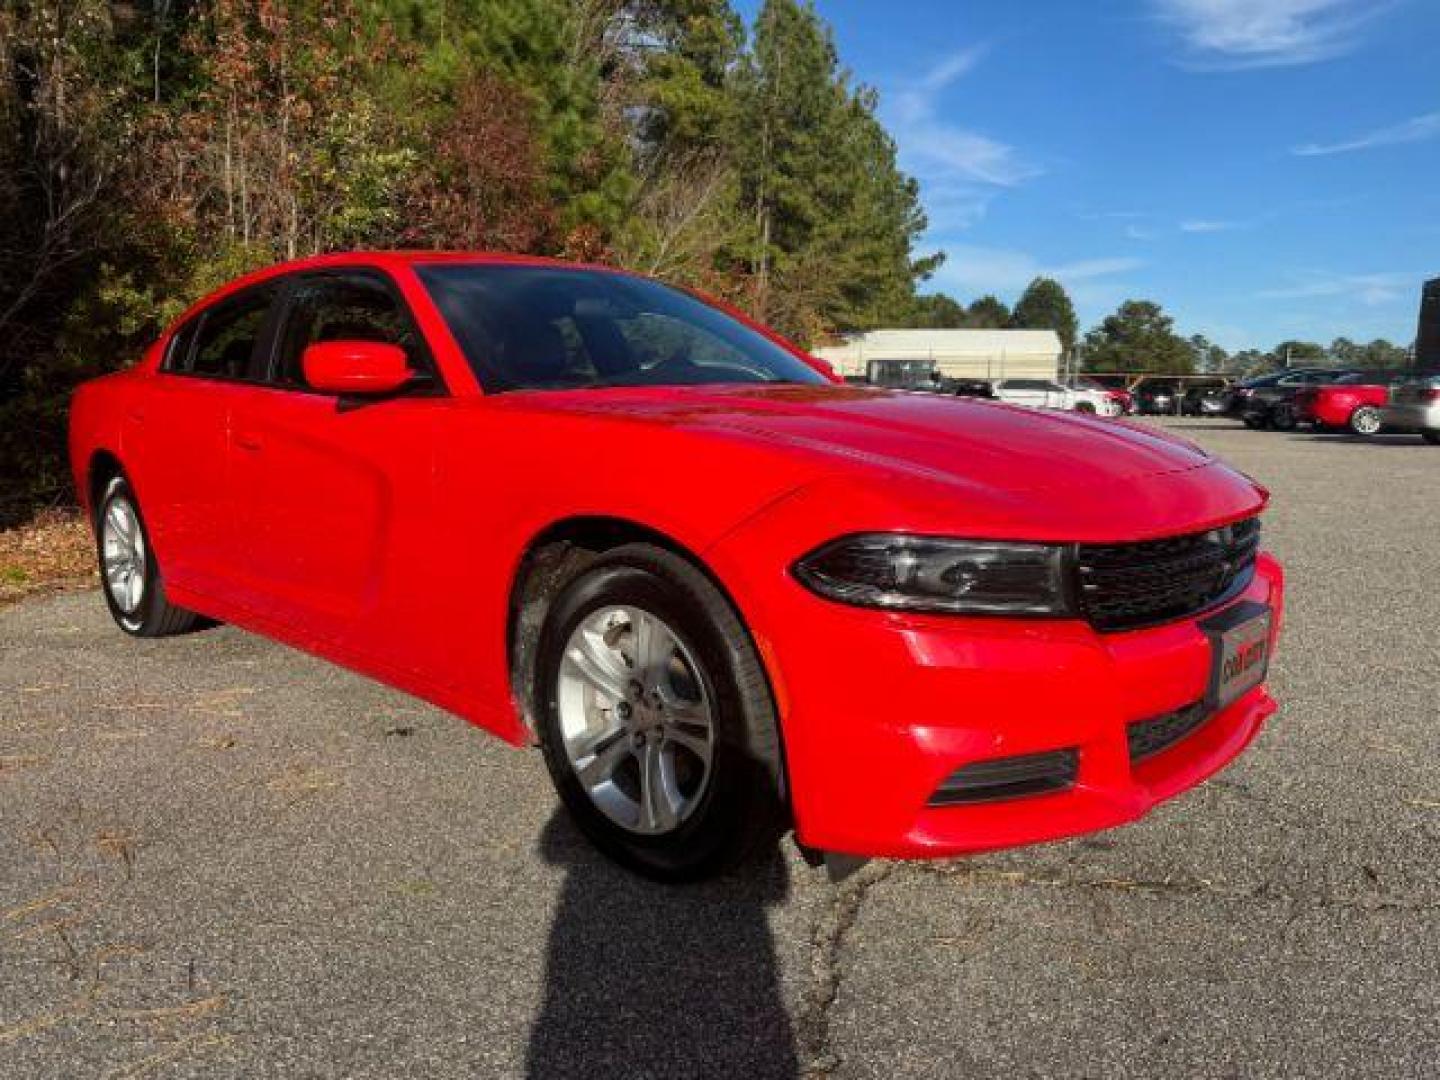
1423, 431, 1440, 446
533, 544, 786, 881
1349, 406, 1383, 436
1271, 404, 1297, 431
96, 476, 201, 637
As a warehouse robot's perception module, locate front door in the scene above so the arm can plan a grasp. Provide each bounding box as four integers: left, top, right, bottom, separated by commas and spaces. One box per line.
227, 269, 449, 678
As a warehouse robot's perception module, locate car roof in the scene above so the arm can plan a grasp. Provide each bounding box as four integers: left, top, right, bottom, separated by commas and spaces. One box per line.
164, 251, 655, 337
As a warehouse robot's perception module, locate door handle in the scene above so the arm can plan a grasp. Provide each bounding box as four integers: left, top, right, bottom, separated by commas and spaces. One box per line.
234, 432, 263, 452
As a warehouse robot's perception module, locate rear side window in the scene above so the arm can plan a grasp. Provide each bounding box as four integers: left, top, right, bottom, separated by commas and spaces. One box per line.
272, 272, 431, 388
190, 288, 276, 379
178, 285, 278, 380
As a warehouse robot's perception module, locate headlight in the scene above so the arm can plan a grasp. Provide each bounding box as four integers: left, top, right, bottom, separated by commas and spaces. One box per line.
792, 534, 1074, 616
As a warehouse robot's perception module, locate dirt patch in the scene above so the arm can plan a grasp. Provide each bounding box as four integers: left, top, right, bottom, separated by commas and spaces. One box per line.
0, 510, 96, 608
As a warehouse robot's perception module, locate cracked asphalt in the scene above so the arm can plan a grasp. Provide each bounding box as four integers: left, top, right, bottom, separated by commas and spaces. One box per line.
2, 419, 1437, 1078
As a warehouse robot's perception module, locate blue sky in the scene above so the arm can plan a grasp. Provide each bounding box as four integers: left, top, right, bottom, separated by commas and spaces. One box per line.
734, 0, 1439, 351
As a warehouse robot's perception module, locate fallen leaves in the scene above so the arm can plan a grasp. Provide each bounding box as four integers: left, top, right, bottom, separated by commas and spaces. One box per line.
0, 510, 95, 605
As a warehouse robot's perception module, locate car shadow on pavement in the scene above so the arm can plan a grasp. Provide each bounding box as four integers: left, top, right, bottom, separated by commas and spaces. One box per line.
526, 811, 798, 1080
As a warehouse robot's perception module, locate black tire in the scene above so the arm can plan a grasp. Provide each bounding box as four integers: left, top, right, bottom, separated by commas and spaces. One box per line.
1349, 406, 1383, 437
1423, 431, 1440, 446
1242, 414, 1265, 430
1271, 404, 1297, 431
1074, 401, 1096, 415
94, 475, 201, 637
533, 543, 786, 881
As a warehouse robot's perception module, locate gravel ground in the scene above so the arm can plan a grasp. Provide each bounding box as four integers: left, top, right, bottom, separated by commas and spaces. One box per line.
1, 419, 1436, 1079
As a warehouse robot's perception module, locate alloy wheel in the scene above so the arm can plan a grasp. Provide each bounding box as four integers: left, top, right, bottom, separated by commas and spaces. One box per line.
1351, 407, 1382, 436
101, 496, 146, 615
555, 605, 716, 835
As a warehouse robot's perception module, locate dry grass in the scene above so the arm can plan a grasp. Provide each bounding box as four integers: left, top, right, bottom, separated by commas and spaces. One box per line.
0, 509, 95, 606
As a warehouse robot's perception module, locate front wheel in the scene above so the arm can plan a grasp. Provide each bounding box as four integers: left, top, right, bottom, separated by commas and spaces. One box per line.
1271, 404, 1297, 431
1349, 406, 1383, 436
95, 476, 201, 637
1423, 431, 1440, 446
533, 544, 786, 881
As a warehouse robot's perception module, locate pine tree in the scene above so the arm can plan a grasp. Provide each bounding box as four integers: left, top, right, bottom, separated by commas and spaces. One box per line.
1009, 277, 1078, 350
1084, 300, 1194, 375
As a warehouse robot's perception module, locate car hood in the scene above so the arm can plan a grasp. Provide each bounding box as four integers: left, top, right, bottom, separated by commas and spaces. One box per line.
502, 384, 1213, 494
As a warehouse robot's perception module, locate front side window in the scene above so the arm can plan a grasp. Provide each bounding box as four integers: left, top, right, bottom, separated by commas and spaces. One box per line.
273, 272, 430, 388
183, 285, 278, 380
416, 264, 827, 393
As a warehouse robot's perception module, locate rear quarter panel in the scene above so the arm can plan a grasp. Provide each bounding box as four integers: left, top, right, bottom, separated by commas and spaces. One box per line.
69, 362, 155, 520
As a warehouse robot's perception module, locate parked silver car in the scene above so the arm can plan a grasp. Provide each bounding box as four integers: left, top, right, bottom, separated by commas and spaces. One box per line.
1381, 373, 1440, 444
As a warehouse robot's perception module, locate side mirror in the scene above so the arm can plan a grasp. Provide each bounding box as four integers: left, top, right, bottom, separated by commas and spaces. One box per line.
302, 340, 415, 396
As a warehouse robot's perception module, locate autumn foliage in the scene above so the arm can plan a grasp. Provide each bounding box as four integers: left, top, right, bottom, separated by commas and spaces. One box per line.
0, 0, 935, 523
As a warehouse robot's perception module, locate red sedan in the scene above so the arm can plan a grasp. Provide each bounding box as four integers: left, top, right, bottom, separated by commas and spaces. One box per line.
69, 253, 1284, 879
1294, 371, 1404, 436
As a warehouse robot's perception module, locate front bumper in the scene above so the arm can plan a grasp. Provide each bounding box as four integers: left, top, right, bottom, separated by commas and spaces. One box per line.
1380, 401, 1440, 432
714, 530, 1285, 859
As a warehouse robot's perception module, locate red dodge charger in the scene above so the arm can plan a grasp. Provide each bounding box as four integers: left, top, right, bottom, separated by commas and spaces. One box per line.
69, 252, 1284, 879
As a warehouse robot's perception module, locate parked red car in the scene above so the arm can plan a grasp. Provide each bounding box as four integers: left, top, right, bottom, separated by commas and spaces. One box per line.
1294, 371, 1404, 435
69, 253, 1284, 879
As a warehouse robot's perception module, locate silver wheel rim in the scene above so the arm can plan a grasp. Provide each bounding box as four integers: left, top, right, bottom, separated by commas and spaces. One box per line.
101, 496, 146, 615
556, 606, 716, 835
1354, 409, 1381, 435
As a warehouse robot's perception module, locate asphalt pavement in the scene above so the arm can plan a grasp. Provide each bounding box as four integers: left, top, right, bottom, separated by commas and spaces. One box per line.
1, 419, 1436, 1078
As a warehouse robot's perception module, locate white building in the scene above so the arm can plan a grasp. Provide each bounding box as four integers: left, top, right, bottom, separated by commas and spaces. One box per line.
811, 329, 1063, 383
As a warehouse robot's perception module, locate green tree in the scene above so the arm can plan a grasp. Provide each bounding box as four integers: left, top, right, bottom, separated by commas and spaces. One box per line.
1009, 276, 1078, 350
1267, 340, 1328, 368
1083, 300, 1194, 375
1359, 338, 1411, 368
964, 295, 1010, 329
911, 292, 966, 328
734, 0, 933, 339
1188, 333, 1230, 373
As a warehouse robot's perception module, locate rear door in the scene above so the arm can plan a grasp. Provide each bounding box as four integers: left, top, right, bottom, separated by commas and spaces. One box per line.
226, 269, 450, 677
131, 282, 281, 598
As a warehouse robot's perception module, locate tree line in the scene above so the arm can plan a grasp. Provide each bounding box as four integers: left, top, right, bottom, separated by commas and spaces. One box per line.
0, 0, 937, 522
0, 1, 1420, 524
916, 281, 1415, 379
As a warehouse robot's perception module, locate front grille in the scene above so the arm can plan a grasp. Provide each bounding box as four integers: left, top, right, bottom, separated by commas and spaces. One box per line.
1075, 517, 1261, 632
1127, 701, 1210, 763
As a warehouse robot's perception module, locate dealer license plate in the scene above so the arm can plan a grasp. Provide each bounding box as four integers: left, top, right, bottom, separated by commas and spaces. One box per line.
1208, 605, 1272, 710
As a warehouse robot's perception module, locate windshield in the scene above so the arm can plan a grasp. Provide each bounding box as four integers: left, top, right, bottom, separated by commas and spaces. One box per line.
417, 264, 827, 393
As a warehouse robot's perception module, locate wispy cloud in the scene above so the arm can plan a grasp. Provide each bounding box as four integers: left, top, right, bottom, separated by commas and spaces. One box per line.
886, 48, 1042, 191
1180, 218, 1248, 232
931, 245, 1143, 300
1257, 270, 1418, 307
1154, 0, 1393, 70
1292, 111, 1440, 156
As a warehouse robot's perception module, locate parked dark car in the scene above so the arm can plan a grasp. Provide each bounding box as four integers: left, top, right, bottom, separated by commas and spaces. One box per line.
1135, 381, 1181, 415
1180, 383, 1230, 416
940, 377, 996, 399
864, 360, 995, 399
1212, 368, 1338, 418
1239, 369, 1361, 430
